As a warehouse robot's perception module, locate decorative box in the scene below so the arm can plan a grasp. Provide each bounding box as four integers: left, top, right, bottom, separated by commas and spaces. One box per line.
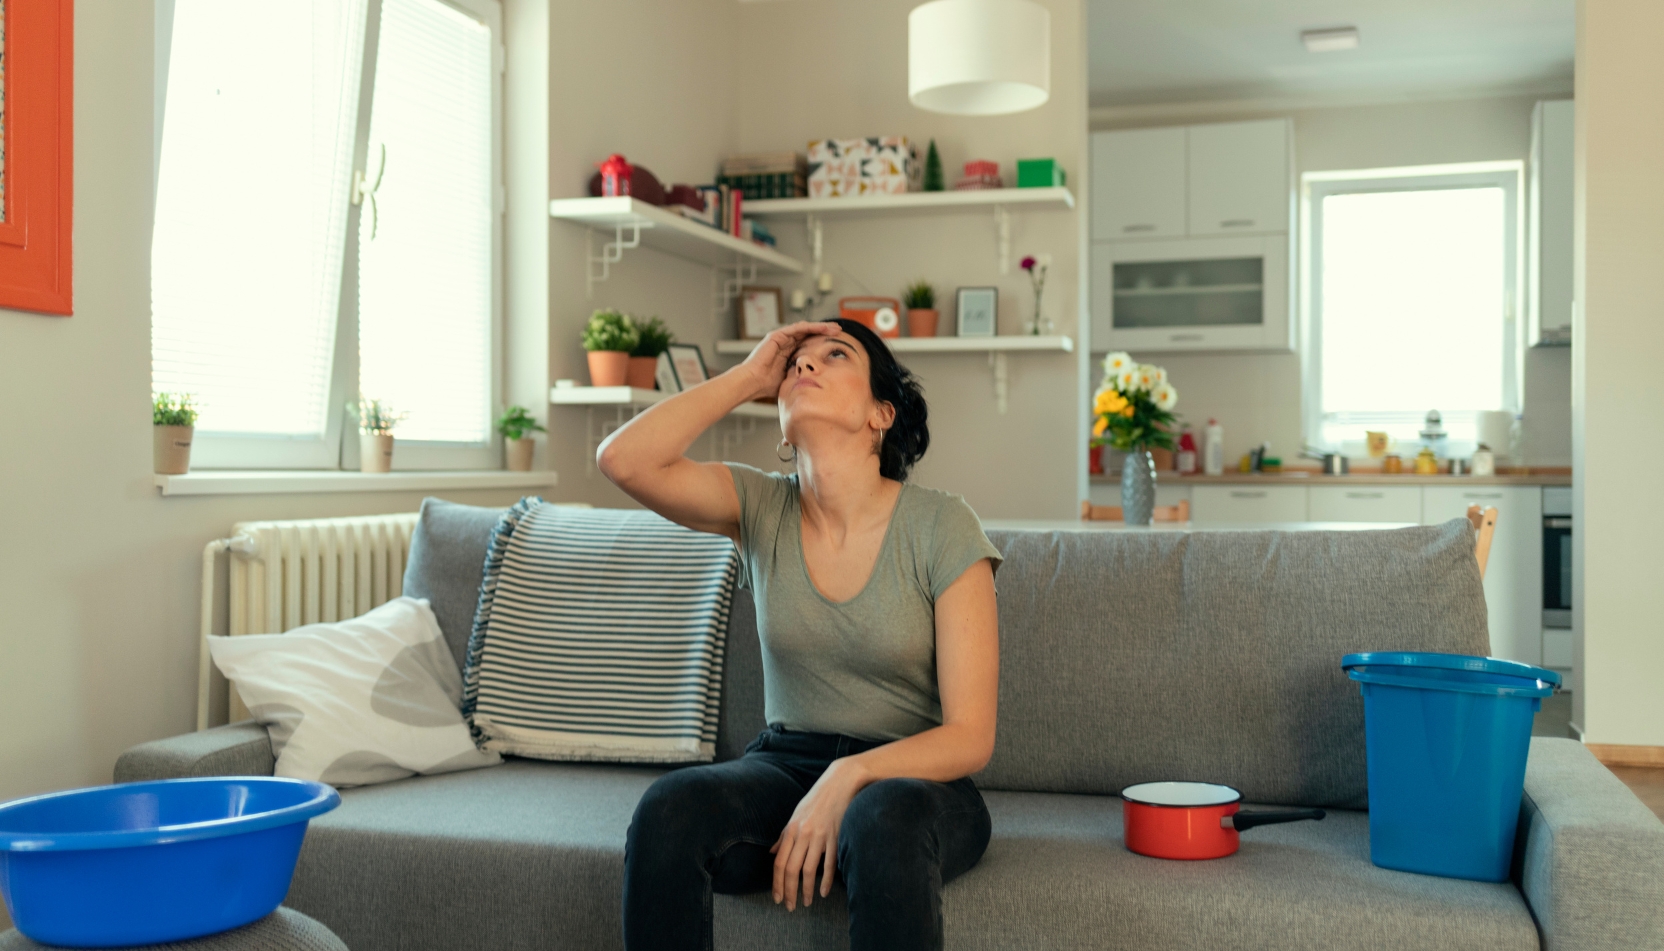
807, 137, 922, 198
1016, 157, 1066, 188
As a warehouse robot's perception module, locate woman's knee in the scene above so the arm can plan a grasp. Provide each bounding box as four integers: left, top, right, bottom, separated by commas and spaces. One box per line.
628, 766, 741, 853
839, 778, 939, 858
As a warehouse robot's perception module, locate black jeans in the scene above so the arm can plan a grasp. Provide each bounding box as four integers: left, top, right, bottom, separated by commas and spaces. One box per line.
622, 724, 992, 951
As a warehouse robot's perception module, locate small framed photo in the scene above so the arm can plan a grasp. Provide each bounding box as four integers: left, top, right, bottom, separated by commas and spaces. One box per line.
736, 286, 784, 339
956, 287, 998, 337
665, 344, 709, 391
654, 352, 679, 392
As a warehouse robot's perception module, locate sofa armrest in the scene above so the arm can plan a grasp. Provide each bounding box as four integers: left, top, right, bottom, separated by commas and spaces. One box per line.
1516, 737, 1664, 951
113, 721, 276, 783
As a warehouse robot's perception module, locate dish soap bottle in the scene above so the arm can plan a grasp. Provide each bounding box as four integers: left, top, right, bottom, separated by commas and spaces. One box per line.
1203, 419, 1225, 476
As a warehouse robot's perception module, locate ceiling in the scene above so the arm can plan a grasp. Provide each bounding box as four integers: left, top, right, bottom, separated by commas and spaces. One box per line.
1088, 0, 1575, 110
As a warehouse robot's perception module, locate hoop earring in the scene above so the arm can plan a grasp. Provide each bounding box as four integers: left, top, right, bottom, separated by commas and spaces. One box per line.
776, 439, 796, 463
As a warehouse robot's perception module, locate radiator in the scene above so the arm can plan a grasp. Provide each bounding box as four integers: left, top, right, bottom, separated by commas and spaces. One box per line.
197, 512, 420, 729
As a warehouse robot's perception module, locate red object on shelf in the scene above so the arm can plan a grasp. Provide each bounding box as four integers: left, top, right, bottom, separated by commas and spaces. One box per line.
1089, 444, 1104, 475
598, 154, 633, 197
839, 297, 903, 339
963, 159, 999, 177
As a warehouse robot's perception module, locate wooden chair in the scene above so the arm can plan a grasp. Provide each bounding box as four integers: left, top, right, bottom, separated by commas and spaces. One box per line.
1467, 504, 1499, 579
1080, 499, 1191, 523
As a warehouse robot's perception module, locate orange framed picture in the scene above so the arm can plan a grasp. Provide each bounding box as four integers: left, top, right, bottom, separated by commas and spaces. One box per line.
0, 0, 75, 315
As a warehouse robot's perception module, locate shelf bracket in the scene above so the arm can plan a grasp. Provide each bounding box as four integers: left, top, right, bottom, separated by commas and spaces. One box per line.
989, 351, 1010, 414
717, 258, 760, 314
582, 405, 638, 476
717, 415, 761, 460
586, 221, 643, 299
994, 205, 1012, 275
806, 213, 824, 280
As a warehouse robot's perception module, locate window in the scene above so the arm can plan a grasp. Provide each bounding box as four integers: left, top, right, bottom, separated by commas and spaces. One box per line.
1303, 163, 1521, 455
151, 0, 502, 470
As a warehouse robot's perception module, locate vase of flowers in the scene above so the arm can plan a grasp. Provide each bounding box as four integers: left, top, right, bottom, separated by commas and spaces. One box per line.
582, 309, 639, 387
152, 392, 199, 475
1020, 253, 1053, 336
628, 315, 674, 389
496, 405, 546, 472
353, 397, 407, 473
1091, 352, 1179, 525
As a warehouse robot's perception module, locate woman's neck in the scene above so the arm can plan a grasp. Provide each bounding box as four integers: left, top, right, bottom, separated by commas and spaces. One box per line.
795, 442, 897, 542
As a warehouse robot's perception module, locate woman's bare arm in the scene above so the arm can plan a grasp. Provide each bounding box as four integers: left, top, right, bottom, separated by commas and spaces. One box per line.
595, 321, 839, 539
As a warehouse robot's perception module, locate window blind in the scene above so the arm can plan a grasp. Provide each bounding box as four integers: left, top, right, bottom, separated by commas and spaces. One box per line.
151, 0, 367, 438
357, 0, 495, 445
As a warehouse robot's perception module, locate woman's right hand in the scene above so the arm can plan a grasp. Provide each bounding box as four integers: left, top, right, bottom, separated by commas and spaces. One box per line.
738, 321, 841, 400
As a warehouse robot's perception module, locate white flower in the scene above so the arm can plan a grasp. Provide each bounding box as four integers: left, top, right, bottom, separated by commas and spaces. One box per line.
1116, 368, 1138, 391
1152, 382, 1178, 411
1101, 351, 1135, 376
1135, 364, 1164, 391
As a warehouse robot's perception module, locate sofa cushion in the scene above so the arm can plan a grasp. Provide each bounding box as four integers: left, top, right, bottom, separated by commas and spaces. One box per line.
402, 498, 508, 673
716, 790, 1539, 951
972, 522, 1491, 808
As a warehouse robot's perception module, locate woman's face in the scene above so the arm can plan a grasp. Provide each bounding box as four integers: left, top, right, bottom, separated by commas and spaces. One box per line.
779, 331, 892, 445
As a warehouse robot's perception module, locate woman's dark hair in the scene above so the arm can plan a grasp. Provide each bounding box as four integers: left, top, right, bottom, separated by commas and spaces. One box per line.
829, 317, 929, 481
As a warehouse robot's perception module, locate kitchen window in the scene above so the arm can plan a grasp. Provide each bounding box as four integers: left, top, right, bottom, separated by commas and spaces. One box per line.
1302, 163, 1521, 455
151, 0, 503, 470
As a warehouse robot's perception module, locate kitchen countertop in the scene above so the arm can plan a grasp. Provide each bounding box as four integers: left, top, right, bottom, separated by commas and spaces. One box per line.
981, 520, 1417, 533
1087, 472, 1572, 487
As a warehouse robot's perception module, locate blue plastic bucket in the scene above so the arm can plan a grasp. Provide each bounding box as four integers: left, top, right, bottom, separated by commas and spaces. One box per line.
1342, 652, 1559, 882
0, 777, 339, 948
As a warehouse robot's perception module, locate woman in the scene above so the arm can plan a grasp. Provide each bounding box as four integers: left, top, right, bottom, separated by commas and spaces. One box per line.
598, 318, 1002, 951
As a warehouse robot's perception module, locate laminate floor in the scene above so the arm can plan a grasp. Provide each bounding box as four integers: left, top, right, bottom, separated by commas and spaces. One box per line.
1532, 691, 1664, 821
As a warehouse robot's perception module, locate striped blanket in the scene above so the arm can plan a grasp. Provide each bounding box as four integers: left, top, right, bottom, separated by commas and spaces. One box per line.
461, 499, 739, 763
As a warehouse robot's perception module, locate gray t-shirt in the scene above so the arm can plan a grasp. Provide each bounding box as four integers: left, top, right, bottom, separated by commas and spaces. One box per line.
725, 463, 1003, 742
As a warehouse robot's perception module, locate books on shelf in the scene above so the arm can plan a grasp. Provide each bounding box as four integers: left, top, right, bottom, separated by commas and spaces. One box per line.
719, 151, 808, 200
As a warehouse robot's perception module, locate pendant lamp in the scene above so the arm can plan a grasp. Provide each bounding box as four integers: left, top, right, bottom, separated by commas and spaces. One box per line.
908, 0, 1050, 116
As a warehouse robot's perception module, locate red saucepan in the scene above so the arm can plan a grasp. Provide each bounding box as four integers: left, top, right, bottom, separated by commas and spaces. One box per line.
1121, 781, 1325, 860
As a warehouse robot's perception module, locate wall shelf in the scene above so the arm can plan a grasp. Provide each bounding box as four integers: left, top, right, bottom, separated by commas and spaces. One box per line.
714, 335, 1073, 356
743, 187, 1075, 219
551, 386, 776, 475
548, 197, 804, 297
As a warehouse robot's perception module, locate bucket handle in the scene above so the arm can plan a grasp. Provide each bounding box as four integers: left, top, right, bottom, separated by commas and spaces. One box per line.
1224, 809, 1326, 832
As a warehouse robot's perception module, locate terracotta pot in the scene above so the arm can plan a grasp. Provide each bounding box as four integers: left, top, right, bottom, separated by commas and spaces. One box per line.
360, 432, 394, 473
153, 425, 194, 475
907, 309, 939, 338
626, 356, 658, 390
588, 350, 630, 387
506, 437, 535, 472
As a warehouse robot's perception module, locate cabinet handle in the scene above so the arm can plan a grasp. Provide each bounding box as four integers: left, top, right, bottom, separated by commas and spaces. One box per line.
1464, 492, 1505, 499
1169, 333, 1204, 342
1122, 223, 1156, 233
1221, 219, 1255, 228
1229, 491, 1267, 499
1345, 491, 1385, 499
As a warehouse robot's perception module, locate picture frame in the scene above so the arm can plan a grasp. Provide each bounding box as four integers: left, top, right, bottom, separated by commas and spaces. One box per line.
956, 287, 998, 337
736, 286, 784, 339
0, 0, 76, 315
654, 352, 679, 393
665, 344, 709, 391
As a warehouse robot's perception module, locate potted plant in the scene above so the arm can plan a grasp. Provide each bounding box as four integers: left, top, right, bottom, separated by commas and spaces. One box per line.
352, 397, 407, 473
1091, 353, 1179, 525
629, 316, 675, 390
496, 405, 546, 472
582, 309, 639, 387
152, 392, 198, 475
903, 280, 938, 337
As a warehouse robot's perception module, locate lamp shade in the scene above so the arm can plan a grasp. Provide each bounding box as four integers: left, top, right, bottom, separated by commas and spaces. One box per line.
909, 0, 1050, 116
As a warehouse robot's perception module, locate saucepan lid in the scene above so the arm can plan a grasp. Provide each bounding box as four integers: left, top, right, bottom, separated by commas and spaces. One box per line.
1120, 781, 1241, 808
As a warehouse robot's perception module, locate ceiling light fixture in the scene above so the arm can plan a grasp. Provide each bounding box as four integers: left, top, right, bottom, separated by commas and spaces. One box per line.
1301, 26, 1360, 53
909, 0, 1051, 116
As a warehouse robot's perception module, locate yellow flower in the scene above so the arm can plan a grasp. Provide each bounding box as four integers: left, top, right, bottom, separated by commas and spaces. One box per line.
1094, 388, 1128, 415
1122, 405, 1135, 417
1093, 415, 1109, 436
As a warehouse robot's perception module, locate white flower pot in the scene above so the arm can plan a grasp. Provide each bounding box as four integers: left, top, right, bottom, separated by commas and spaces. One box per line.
360, 433, 394, 473
506, 437, 535, 472
153, 425, 194, 475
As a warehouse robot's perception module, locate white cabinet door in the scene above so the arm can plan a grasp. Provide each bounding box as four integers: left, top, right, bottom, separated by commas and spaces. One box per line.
1423, 486, 1543, 667
1308, 486, 1422, 523
1528, 100, 1575, 346
1191, 485, 1307, 523
1187, 120, 1291, 238
1091, 128, 1187, 241
1093, 236, 1291, 353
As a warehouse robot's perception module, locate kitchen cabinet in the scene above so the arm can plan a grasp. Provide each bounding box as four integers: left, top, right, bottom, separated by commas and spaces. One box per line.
1190, 485, 1307, 523
1186, 120, 1292, 238
1528, 100, 1574, 347
1308, 485, 1422, 523
1423, 485, 1542, 667
1091, 235, 1290, 353
1091, 127, 1187, 241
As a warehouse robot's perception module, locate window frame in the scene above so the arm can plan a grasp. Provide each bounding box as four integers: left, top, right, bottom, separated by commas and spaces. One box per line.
154, 0, 505, 471
1299, 161, 1524, 455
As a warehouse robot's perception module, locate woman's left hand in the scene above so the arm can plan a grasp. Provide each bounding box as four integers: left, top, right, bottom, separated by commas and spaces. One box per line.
771, 757, 868, 910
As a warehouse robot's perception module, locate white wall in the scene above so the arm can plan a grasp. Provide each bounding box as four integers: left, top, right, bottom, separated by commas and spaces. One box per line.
1092, 95, 1574, 466
1571, 0, 1664, 745
726, 0, 1090, 518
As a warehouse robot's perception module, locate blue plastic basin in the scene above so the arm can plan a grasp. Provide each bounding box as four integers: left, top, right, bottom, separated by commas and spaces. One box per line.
0, 777, 339, 948
1342, 652, 1558, 882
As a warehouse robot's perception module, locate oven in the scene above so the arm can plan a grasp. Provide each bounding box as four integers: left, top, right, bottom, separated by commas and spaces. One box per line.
1542, 488, 1572, 629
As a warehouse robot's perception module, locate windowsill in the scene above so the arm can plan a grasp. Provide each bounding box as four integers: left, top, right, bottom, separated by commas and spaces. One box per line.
154, 469, 559, 497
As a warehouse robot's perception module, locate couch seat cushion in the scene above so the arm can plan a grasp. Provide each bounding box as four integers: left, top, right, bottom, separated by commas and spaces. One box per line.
285, 759, 667, 951
714, 789, 1540, 951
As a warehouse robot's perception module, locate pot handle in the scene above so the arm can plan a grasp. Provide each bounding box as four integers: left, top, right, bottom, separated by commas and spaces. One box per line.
1223, 809, 1326, 832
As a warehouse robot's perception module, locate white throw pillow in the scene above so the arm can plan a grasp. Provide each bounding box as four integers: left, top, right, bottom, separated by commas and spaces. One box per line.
208, 596, 500, 787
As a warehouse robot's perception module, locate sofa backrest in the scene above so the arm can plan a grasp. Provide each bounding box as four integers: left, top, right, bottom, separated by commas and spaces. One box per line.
404, 499, 1488, 808
971, 522, 1489, 808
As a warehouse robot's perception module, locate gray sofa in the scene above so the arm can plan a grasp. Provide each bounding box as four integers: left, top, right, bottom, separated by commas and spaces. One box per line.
117, 500, 1664, 951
